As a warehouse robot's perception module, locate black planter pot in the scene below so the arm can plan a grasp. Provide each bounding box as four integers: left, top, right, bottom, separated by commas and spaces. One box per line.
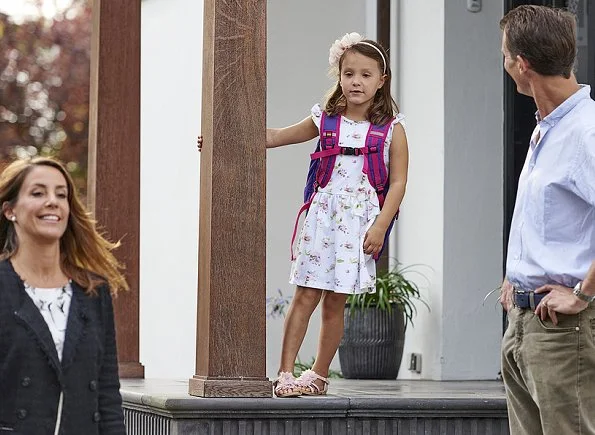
338, 304, 406, 379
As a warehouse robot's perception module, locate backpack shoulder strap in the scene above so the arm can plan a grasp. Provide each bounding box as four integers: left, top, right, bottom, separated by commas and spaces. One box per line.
314, 112, 341, 190
292, 112, 341, 260
364, 117, 394, 207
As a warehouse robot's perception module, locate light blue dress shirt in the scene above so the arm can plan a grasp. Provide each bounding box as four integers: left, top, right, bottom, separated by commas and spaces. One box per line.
506, 85, 595, 290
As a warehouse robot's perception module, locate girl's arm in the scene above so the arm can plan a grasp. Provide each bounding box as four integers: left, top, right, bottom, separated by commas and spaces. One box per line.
376, 123, 408, 229
197, 117, 318, 151
267, 117, 318, 148
363, 123, 409, 255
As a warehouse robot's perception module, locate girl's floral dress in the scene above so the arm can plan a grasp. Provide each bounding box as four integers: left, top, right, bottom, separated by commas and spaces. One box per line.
289, 104, 404, 294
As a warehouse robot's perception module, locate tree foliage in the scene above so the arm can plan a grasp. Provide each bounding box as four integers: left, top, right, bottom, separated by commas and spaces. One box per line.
0, 0, 90, 192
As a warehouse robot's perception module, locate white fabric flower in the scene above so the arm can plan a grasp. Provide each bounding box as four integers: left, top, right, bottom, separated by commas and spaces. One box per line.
328, 32, 364, 68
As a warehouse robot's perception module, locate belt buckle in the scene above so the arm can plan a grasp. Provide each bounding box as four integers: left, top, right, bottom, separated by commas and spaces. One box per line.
512, 289, 520, 308
513, 288, 542, 310
513, 288, 531, 309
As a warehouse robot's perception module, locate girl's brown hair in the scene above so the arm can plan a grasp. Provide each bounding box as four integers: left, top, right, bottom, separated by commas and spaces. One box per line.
324, 40, 399, 126
0, 157, 129, 295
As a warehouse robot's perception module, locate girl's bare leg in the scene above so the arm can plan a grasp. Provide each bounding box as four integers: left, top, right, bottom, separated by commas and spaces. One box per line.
310, 291, 348, 389
276, 286, 323, 393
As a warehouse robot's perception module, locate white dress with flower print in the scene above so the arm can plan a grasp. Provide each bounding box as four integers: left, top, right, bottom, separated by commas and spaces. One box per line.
289, 104, 405, 294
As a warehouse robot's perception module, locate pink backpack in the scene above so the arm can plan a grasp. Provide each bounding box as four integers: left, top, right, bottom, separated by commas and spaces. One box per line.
291, 112, 398, 260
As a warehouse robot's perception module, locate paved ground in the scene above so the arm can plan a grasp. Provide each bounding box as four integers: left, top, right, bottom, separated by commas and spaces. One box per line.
120, 378, 506, 401
328, 379, 506, 399
121, 379, 509, 434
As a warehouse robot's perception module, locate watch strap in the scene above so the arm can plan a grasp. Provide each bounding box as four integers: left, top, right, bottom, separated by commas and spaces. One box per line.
573, 281, 595, 303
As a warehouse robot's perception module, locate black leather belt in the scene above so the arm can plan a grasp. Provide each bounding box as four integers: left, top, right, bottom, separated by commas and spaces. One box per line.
513, 289, 550, 310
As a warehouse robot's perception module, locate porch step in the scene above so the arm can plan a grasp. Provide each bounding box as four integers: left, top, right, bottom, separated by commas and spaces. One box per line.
121, 378, 508, 435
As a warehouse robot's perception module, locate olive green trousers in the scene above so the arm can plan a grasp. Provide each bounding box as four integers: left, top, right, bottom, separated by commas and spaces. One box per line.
501, 305, 595, 435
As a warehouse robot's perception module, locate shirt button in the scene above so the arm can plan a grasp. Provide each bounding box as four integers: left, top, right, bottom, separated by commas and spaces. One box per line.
16, 409, 27, 419
21, 377, 31, 387
89, 380, 98, 391
93, 411, 101, 422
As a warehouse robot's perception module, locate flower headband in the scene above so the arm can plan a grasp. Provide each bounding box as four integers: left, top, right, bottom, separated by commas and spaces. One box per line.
328, 32, 386, 74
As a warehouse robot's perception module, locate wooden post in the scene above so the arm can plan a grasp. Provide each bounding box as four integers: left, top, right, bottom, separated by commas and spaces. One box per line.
377, 0, 391, 272
377, 0, 391, 55
188, 0, 271, 398
88, 0, 144, 379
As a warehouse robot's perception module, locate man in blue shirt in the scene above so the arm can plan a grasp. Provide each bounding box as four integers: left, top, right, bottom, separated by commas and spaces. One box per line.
499, 5, 595, 435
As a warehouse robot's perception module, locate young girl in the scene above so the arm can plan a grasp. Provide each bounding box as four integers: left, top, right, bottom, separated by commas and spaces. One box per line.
197, 32, 408, 397
267, 32, 408, 397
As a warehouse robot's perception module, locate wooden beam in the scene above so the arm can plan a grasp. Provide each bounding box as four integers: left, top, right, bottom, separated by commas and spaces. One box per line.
88, 0, 144, 379
377, 0, 391, 271
188, 0, 270, 397
377, 0, 391, 54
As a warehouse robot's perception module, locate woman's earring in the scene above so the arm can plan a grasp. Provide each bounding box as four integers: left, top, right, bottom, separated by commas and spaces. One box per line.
10, 216, 16, 222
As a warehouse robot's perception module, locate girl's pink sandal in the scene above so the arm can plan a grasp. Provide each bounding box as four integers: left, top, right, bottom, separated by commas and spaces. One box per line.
295, 369, 329, 396
273, 371, 302, 398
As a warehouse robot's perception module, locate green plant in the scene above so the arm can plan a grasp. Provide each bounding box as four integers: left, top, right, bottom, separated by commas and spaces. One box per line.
347, 263, 430, 327
266, 289, 293, 319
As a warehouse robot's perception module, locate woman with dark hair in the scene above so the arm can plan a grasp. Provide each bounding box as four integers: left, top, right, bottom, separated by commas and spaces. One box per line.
0, 157, 128, 434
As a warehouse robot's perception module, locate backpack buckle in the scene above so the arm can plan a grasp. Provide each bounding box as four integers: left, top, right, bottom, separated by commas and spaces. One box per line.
341, 147, 361, 156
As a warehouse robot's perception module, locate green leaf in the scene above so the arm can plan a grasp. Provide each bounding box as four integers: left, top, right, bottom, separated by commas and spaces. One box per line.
347, 261, 430, 327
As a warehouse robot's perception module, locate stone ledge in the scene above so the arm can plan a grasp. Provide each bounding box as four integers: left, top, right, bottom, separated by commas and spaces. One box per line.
121, 380, 509, 435
121, 379, 507, 418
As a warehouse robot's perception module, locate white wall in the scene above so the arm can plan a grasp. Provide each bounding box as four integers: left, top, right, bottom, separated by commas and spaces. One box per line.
394, 0, 445, 380
442, 0, 503, 380
139, 0, 371, 380
140, 0, 202, 378
395, 0, 503, 380
139, 0, 504, 381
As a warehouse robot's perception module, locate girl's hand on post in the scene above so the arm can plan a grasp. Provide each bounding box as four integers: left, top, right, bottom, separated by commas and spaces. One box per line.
363, 224, 385, 256
197, 135, 203, 152
266, 129, 274, 148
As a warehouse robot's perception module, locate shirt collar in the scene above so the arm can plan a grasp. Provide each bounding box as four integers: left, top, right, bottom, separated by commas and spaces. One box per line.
534, 84, 591, 125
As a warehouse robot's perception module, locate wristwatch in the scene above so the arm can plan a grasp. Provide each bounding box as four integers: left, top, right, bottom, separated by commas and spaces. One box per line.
573, 281, 595, 303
